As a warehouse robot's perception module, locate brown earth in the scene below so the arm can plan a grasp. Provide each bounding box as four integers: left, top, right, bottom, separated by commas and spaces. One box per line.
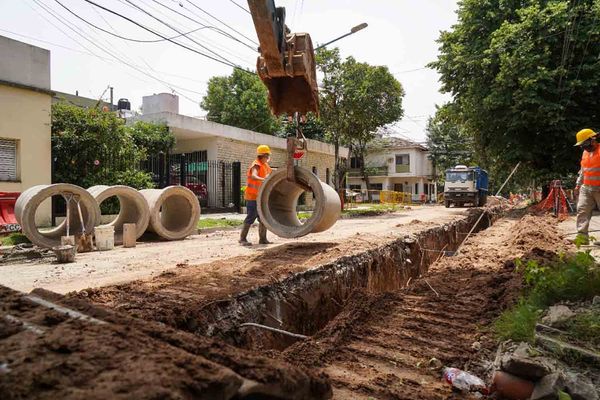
282, 214, 569, 399
69, 220, 444, 330
0, 286, 331, 400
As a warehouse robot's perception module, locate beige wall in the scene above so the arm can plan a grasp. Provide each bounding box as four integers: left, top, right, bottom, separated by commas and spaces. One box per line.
0, 85, 52, 224
216, 137, 337, 207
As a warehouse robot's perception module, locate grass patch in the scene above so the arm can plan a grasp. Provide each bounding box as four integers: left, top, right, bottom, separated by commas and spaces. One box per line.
494, 252, 600, 342
197, 218, 243, 230
1, 233, 31, 246
563, 309, 600, 349
296, 204, 400, 221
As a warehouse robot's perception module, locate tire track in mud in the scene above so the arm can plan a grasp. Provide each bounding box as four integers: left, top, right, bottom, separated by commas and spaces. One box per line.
284, 215, 567, 399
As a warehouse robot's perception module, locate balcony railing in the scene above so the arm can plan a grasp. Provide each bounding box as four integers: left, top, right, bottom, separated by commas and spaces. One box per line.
348, 166, 388, 177
395, 164, 410, 173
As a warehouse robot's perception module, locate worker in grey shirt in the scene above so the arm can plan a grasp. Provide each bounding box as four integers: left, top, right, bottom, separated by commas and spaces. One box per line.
575, 128, 600, 242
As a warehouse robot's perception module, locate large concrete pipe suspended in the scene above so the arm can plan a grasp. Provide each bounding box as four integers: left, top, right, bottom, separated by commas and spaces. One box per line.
257, 167, 340, 238
87, 185, 150, 245
140, 186, 201, 240
15, 184, 101, 249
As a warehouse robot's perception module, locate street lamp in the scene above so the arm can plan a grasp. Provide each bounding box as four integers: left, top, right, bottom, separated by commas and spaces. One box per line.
315, 23, 368, 50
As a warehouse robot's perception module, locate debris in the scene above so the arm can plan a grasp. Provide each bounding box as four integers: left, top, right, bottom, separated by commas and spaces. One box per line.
240, 322, 308, 340
564, 372, 599, 400
424, 279, 439, 297
428, 357, 443, 370
500, 342, 555, 380
541, 305, 575, 327
491, 370, 535, 400
536, 333, 600, 366
531, 372, 566, 400
471, 341, 482, 351
442, 367, 488, 393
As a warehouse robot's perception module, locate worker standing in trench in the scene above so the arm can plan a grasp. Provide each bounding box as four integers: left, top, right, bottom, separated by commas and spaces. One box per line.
240, 145, 273, 246
575, 128, 600, 244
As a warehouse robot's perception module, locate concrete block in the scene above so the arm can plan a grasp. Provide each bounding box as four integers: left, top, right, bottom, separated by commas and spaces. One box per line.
501, 342, 556, 380
123, 223, 136, 248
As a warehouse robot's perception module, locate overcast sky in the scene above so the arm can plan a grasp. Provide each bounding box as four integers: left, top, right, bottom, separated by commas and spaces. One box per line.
0, 0, 458, 142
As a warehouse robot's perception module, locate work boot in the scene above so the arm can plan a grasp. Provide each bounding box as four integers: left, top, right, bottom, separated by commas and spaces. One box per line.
258, 222, 271, 245
239, 223, 252, 246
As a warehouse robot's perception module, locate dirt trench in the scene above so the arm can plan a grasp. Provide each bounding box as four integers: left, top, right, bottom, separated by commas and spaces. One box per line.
74, 208, 498, 351
282, 214, 568, 399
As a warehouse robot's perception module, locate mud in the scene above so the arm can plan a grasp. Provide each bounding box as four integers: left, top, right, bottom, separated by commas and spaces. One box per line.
73, 209, 496, 351
0, 286, 331, 399
282, 213, 568, 399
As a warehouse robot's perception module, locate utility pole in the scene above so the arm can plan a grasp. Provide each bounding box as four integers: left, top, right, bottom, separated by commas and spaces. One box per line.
109, 86, 114, 111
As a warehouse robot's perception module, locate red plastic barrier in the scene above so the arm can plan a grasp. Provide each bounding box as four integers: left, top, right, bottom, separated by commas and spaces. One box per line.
0, 192, 21, 233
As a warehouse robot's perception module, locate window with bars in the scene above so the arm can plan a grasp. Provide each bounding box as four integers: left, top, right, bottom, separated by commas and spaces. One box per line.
0, 139, 17, 181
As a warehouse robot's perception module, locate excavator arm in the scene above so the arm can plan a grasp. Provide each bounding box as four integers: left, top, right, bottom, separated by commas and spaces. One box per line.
247, 0, 319, 116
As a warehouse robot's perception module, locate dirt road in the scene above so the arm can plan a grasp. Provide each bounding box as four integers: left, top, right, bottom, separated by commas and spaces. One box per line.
0, 206, 465, 294
283, 214, 568, 399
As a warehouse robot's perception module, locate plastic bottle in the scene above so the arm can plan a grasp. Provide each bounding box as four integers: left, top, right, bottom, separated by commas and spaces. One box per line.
443, 367, 488, 393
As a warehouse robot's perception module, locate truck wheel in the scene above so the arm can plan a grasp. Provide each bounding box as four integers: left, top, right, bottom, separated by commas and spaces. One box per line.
479, 195, 487, 207
445, 200, 450, 208
473, 195, 479, 208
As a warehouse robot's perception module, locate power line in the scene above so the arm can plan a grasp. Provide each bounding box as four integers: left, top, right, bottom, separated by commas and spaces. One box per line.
229, 0, 251, 15
31, 0, 203, 102
122, 0, 245, 69
149, 0, 256, 52
53, 0, 206, 43
81, 0, 248, 71
184, 0, 258, 46
137, 0, 256, 65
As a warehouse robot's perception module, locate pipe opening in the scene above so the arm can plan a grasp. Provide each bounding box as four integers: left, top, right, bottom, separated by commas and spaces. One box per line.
160, 195, 193, 232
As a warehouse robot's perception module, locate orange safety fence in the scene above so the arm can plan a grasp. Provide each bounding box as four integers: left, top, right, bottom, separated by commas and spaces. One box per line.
531, 180, 573, 220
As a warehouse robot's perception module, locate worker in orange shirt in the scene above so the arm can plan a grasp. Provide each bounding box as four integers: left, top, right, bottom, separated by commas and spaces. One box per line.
240, 145, 273, 246
575, 128, 600, 243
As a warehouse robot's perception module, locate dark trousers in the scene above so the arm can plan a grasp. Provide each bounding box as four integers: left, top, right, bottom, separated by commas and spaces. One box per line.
244, 200, 259, 225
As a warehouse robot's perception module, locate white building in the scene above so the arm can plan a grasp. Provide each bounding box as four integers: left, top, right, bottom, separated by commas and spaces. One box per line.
347, 137, 436, 202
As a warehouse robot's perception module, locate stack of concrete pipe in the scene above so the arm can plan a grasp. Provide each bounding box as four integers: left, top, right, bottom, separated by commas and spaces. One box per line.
257, 166, 341, 238
15, 184, 200, 248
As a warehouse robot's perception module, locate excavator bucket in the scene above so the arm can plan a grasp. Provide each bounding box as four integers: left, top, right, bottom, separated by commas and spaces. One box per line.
248, 0, 319, 116
256, 32, 319, 116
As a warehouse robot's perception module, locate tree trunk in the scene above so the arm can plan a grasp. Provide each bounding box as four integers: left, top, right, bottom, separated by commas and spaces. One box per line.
333, 137, 341, 190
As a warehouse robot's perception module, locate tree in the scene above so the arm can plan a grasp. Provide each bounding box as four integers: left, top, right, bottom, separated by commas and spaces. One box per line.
430, 0, 600, 187
343, 59, 404, 196
200, 68, 281, 135
317, 48, 404, 191
51, 103, 153, 189
426, 103, 475, 181
316, 48, 348, 189
129, 121, 175, 155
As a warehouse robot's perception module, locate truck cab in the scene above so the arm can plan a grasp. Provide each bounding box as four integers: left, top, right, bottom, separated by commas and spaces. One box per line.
443, 165, 488, 207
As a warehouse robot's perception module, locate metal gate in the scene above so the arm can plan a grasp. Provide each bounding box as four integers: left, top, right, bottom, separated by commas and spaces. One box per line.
141, 151, 241, 213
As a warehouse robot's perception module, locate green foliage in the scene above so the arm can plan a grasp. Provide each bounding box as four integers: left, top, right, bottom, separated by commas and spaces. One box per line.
495, 252, 600, 342
1, 233, 31, 246
430, 0, 600, 183
316, 47, 404, 189
426, 103, 475, 180
495, 299, 540, 342
128, 121, 175, 154
277, 112, 326, 141
51, 103, 154, 189
201, 68, 281, 135
197, 218, 243, 230
564, 309, 600, 349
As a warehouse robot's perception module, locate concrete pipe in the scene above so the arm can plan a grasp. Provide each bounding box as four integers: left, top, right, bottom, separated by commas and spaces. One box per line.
140, 186, 201, 240
15, 184, 101, 249
87, 185, 150, 245
257, 167, 341, 238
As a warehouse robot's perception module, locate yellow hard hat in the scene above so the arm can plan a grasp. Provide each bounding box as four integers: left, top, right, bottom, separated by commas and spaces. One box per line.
257, 145, 271, 155
575, 128, 597, 146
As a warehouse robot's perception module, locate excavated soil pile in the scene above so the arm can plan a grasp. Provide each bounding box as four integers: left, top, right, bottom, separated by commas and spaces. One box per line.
283, 214, 567, 399
0, 286, 331, 400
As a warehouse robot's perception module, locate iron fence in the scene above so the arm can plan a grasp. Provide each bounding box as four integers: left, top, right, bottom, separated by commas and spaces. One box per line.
141, 151, 241, 213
